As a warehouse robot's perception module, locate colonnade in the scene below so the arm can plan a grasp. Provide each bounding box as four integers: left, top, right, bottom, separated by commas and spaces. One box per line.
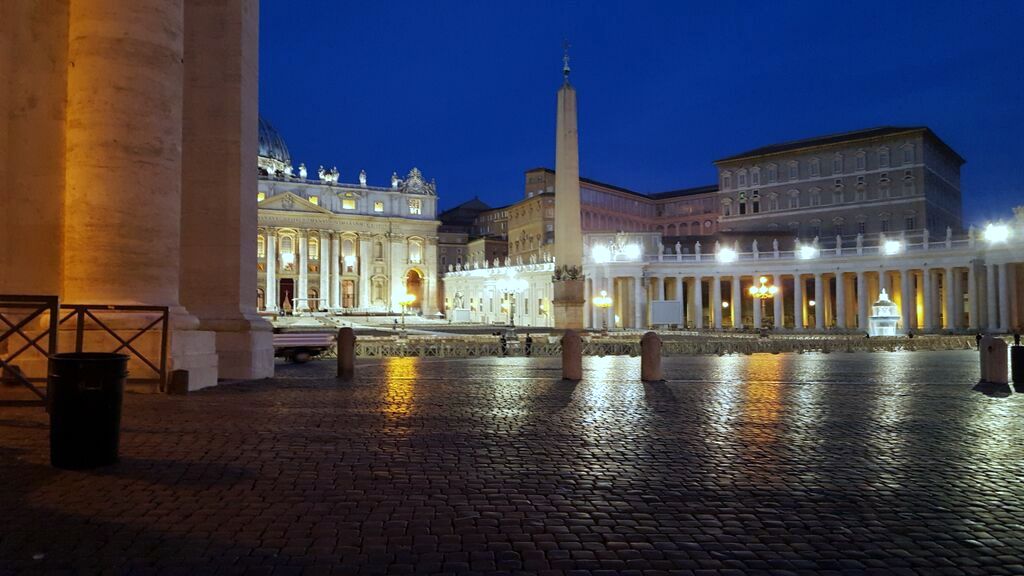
586, 260, 1020, 334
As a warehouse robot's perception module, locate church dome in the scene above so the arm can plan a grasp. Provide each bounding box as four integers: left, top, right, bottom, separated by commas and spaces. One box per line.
258, 116, 292, 174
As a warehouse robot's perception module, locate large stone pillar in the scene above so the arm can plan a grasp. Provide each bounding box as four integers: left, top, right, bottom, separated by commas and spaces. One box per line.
900, 269, 914, 332
856, 272, 869, 330
330, 234, 341, 309
752, 275, 762, 328
998, 263, 1011, 332
835, 272, 847, 329
65, 0, 218, 388
986, 262, 998, 331
772, 275, 783, 329
792, 274, 804, 330
693, 277, 704, 330
265, 230, 277, 312
712, 275, 723, 330
296, 231, 309, 311
968, 262, 979, 330
814, 273, 825, 331
731, 276, 742, 329
358, 236, 372, 308
551, 69, 584, 329
319, 231, 330, 311
922, 268, 935, 332
634, 275, 647, 329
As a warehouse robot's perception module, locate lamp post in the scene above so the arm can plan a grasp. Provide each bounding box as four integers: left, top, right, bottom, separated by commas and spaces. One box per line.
399, 293, 416, 335
593, 289, 613, 333
497, 276, 528, 340
747, 276, 778, 329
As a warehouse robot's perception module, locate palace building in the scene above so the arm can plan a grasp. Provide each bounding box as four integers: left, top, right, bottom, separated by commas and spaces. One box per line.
256, 118, 440, 316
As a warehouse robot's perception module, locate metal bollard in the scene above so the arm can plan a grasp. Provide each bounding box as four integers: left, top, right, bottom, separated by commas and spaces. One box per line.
979, 335, 1008, 385
337, 327, 356, 381
640, 331, 663, 382
561, 329, 582, 381
1012, 345, 1023, 385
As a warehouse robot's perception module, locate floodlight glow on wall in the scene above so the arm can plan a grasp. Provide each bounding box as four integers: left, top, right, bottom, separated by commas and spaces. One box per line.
592, 244, 611, 263
622, 244, 641, 260
798, 245, 819, 260
983, 223, 1011, 244
883, 239, 902, 255
344, 255, 356, 267
280, 252, 295, 265
716, 247, 737, 263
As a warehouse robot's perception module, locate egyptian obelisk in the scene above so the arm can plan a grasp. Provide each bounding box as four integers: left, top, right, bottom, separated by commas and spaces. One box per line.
552, 46, 585, 330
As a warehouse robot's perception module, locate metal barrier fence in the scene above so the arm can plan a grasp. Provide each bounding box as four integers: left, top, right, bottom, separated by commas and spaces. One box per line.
1, 296, 170, 405
347, 334, 978, 359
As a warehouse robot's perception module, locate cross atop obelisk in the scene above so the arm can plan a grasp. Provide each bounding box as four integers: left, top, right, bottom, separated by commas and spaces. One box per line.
552, 44, 584, 330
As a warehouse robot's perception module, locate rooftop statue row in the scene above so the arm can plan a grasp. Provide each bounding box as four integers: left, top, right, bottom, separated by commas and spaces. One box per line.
260, 164, 437, 195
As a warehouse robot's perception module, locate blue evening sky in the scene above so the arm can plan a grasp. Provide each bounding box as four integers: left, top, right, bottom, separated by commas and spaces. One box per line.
260, 0, 1023, 225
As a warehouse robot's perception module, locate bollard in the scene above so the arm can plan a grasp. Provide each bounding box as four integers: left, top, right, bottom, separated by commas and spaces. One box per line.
561, 329, 583, 381
1012, 345, 1024, 385
167, 369, 189, 395
640, 331, 663, 382
979, 335, 1008, 385
337, 327, 356, 381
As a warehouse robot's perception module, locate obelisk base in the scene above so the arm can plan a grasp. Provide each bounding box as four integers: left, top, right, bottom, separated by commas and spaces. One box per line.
553, 279, 585, 330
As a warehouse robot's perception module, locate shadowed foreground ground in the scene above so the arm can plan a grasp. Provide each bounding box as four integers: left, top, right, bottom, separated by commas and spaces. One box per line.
2, 351, 1023, 575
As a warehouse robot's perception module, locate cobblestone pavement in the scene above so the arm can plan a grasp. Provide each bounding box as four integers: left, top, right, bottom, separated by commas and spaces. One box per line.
2, 351, 1024, 575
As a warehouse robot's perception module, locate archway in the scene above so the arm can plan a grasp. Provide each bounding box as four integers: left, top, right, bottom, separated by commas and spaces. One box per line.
405, 269, 424, 313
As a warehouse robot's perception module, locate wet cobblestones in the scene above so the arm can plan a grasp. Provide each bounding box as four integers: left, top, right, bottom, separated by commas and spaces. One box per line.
2, 351, 1024, 575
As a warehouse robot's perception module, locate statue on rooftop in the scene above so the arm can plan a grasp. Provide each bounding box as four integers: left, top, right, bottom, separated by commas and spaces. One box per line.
359, 170, 367, 187
298, 163, 307, 179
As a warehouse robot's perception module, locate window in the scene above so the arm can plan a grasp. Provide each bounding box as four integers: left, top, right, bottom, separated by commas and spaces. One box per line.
751, 191, 760, 214
788, 194, 799, 209
257, 236, 265, 258
309, 238, 319, 260
857, 221, 866, 234
722, 173, 732, 189
738, 191, 746, 215
833, 155, 843, 174
408, 198, 422, 215
342, 198, 356, 210
789, 162, 798, 180
408, 239, 423, 263
880, 172, 889, 182
856, 175, 865, 185
834, 220, 844, 236
769, 194, 779, 211
309, 195, 319, 206
373, 201, 384, 212
810, 223, 821, 238
738, 171, 747, 187
879, 147, 890, 167
856, 152, 866, 171
809, 189, 821, 206
904, 215, 916, 230
723, 201, 732, 217
903, 145, 914, 164
881, 219, 890, 232
809, 158, 820, 177
751, 168, 760, 186
767, 164, 777, 183
257, 192, 266, 202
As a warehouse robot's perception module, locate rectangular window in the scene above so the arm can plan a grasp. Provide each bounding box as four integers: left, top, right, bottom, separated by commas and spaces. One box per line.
905, 216, 916, 230
833, 157, 842, 174
856, 155, 866, 171
857, 222, 866, 234
408, 198, 422, 215
788, 196, 798, 209
752, 171, 760, 185
738, 173, 747, 187
789, 164, 798, 179
342, 198, 356, 210
810, 162, 819, 177
767, 166, 777, 183
881, 220, 890, 232
880, 149, 890, 167
373, 200, 384, 212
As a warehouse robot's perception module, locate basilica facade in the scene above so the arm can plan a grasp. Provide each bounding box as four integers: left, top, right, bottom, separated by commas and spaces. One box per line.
256, 118, 440, 316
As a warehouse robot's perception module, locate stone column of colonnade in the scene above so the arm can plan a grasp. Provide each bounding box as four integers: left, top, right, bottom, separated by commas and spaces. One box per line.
297, 232, 309, 311
730, 277, 742, 329
857, 272, 869, 330
813, 274, 825, 331
997, 263, 1011, 332
265, 230, 278, 312
772, 275, 784, 329
712, 275, 723, 329
792, 274, 804, 331
944, 267, 957, 330
330, 234, 341, 309
319, 231, 331, 311
751, 274, 762, 328
693, 277, 704, 329
64, 0, 218, 387
835, 273, 847, 328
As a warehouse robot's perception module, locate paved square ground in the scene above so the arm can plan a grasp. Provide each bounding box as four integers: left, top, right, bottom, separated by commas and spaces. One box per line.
2, 351, 1023, 575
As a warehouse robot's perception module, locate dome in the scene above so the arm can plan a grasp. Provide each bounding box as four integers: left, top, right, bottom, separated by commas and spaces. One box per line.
258, 116, 292, 174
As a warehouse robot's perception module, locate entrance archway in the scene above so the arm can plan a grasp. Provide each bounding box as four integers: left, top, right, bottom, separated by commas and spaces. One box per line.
405, 269, 423, 313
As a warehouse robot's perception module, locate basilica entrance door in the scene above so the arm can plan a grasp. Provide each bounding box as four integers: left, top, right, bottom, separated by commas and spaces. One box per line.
279, 278, 295, 313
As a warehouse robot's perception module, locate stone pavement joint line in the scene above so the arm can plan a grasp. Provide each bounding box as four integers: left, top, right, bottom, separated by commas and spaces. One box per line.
2, 351, 1024, 575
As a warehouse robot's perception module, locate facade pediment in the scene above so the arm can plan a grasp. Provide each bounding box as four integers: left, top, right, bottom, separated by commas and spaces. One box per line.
259, 192, 333, 215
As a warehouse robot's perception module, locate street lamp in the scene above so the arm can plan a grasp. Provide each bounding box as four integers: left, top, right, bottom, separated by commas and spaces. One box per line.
983, 223, 1011, 244
593, 289, 613, 332
747, 275, 778, 328
399, 293, 416, 332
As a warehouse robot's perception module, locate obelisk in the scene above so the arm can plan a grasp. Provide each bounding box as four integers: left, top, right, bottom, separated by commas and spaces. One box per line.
552, 46, 585, 330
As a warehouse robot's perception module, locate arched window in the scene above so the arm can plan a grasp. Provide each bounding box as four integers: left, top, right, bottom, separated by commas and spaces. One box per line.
309, 237, 319, 260
342, 238, 356, 272
408, 238, 423, 264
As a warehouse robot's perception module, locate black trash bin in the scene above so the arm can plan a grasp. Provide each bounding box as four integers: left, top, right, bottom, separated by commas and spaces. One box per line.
49, 352, 128, 469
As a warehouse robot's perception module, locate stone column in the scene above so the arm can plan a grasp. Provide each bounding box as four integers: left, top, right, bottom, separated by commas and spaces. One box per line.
922, 268, 935, 332
265, 230, 278, 312
968, 262, 979, 330
792, 274, 804, 330
693, 277, 704, 329
712, 275, 723, 330
731, 276, 742, 329
901, 269, 914, 332
814, 273, 825, 331
986, 262, 998, 331
358, 236, 372, 308
330, 234, 341, 309
752, 276, 762, 329
678, 275, 687, 327
634, 275, 647, 329
943, 267, 956, 330
857, 272, 869, 330
297, 231, 309, 311
998, 263, 1011, 332
319, 231, 330, 311
835, 272, 847, 329
772, 275, 783, 329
